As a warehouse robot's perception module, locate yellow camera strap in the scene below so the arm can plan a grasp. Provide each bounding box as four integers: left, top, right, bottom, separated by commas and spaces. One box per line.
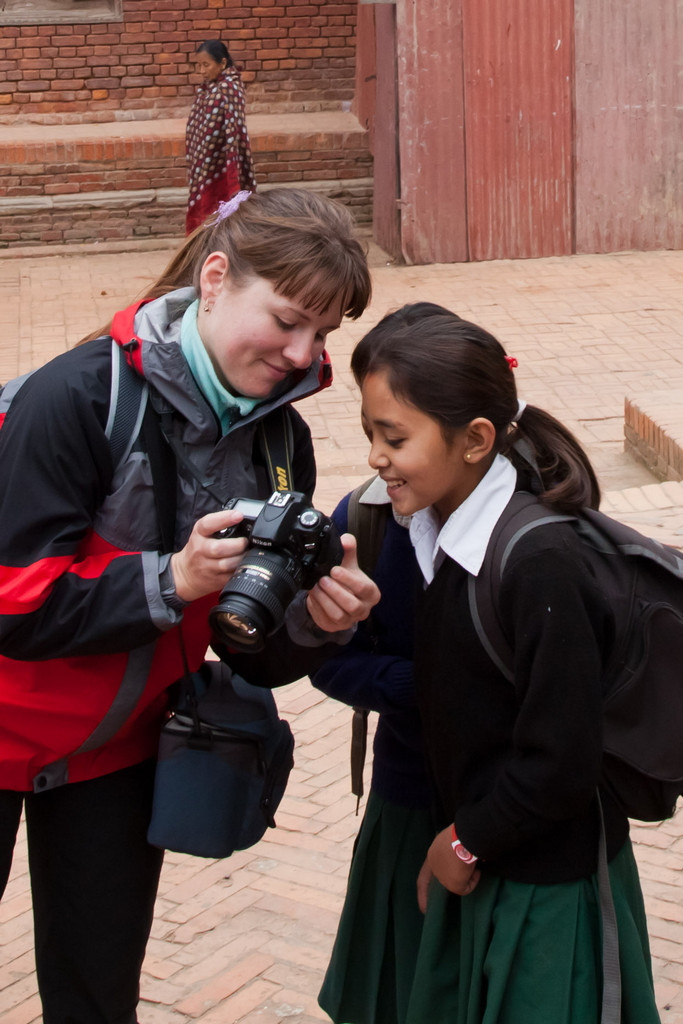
259, 408, 294, 493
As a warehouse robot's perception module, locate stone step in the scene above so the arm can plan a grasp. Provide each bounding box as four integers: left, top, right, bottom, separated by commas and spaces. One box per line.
0, 110, 373, 248
0, 109, 367, 151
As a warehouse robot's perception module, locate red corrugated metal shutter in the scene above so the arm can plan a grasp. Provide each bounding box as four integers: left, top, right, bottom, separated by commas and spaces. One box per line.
463, 0, 574, 260
396, 0, 469, 264
373, 4, 402, 259
575, 0, 683, 254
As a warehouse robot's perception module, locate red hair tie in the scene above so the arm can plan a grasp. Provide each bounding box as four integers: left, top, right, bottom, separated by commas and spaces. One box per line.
505, 355, 518, 370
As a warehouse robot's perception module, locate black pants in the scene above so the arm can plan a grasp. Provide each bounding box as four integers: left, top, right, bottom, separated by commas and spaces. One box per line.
0, 761, 164, 1024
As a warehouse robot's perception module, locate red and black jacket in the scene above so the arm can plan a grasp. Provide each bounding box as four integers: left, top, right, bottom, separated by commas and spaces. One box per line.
0, 289, 329, 791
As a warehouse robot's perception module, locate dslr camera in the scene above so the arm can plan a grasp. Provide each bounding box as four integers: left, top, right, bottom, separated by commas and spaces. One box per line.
209, 490, 344, 652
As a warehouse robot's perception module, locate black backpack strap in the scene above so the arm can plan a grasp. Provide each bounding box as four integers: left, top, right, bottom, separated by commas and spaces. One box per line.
107, 339, 147, 468
350, 707, 370, 812
108, 339, 177, 551
348, 475, 392, 579
347, 475, 393, 810
470, 492, 621, 1024
597, 793, 622, 1024
469, 492, 575, 681
140, 396, 177, 554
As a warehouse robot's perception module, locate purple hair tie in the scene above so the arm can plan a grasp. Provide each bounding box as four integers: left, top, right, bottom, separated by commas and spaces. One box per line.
215, 190, 252, 222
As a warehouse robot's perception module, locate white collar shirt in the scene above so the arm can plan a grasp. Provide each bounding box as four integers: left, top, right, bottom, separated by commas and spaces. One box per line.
409, 454, 517, 585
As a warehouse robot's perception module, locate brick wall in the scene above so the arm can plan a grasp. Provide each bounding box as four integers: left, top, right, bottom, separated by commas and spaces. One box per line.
0, 0, 358, 121
0, 113, 373, 246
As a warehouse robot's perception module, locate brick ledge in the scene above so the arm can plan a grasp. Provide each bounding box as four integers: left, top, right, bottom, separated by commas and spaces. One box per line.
625, 391, 683, 483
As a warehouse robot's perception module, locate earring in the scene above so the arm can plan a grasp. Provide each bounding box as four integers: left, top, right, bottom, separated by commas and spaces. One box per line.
466, 453, 472, 461
203, 301, 211, 313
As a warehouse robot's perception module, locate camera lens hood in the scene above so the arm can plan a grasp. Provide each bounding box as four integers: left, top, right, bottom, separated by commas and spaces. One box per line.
209, 548, 302, 652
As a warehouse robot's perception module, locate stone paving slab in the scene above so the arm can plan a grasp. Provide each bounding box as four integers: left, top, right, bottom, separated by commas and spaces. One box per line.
1, 244, 683, 1022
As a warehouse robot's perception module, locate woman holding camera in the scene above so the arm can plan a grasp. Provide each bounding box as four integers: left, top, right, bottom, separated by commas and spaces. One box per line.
0, 188, 376, 1024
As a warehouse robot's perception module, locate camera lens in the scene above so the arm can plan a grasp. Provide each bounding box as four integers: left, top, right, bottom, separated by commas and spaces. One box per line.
209, 549, 303, 652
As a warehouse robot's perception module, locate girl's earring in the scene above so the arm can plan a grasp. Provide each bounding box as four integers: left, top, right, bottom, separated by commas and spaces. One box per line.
465, 452, 472, 461
203, 301, 211, 313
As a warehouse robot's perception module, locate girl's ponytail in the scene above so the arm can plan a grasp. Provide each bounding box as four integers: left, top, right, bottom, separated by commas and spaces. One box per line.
508, 406, 600, 512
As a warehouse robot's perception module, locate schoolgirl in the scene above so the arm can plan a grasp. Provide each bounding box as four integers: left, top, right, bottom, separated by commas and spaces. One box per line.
311, 478, 434, 1024
350, 302, 661, 1023
0, 187, 377, 1024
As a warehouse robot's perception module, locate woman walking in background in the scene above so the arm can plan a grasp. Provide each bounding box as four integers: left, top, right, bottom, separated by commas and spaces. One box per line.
185, 39, 256, 234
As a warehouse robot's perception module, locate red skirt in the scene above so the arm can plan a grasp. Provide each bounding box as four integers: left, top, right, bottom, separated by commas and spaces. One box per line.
186, 163, 240, 235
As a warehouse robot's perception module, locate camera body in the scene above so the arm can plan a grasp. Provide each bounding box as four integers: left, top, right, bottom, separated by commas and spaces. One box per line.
209, 490, 344, 651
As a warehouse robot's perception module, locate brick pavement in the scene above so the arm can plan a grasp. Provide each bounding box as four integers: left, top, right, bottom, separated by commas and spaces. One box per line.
0, 242, 683, 1023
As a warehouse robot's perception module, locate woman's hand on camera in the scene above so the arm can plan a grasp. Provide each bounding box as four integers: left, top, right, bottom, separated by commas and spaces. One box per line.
170, 509, 249, 603
305, 533, 380, 633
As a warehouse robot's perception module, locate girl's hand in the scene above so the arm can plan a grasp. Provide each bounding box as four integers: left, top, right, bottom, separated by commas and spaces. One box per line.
305, 533, 380, 633
427, 825, 481, 897
417, 857, 433, 914
170, 510, 249, 603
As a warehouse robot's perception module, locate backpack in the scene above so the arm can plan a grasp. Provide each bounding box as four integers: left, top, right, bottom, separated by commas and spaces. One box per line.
346, 476, 393, 809
0, 338, 149, 469
470, 490, 683, 824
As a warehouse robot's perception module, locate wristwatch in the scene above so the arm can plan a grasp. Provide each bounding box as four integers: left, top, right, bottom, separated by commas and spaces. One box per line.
451, 824, 477, 864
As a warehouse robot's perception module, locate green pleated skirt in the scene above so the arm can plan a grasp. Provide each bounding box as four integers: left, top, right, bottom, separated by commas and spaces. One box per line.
405, 839, 660, 1024
319, 791, 435, 1024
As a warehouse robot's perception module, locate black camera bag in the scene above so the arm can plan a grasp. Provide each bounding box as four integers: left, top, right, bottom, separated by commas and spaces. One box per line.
147, 661, 294, 858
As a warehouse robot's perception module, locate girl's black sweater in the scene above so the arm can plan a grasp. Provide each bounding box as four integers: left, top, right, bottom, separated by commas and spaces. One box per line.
415, 516, 629, 884
312, 493, 431, 809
